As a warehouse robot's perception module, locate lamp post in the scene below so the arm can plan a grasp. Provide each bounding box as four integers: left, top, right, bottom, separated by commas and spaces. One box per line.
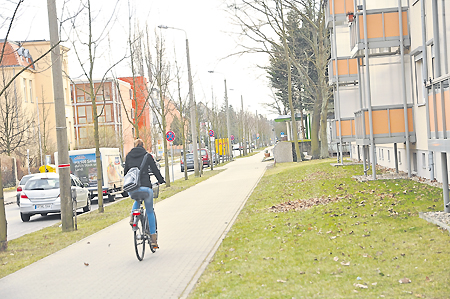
158, 25, 199, 176
208, 71, 232, 161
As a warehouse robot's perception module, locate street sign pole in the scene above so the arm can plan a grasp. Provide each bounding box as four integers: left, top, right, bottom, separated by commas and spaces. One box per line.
171, 142, 174, 183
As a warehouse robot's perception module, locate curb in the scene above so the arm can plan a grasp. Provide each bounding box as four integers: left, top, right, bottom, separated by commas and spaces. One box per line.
419, 212, 450, 232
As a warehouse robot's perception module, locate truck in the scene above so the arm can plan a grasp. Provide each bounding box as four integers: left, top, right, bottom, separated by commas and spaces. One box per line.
55, 148, 125, 202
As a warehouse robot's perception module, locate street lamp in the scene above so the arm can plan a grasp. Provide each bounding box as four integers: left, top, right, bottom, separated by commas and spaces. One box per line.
208, 71, 232, 161
158, 25, 200, 177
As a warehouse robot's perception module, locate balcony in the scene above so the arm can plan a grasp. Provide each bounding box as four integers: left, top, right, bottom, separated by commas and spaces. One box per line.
325, 0, 354, 27
328, 57, 358, 85
331, 118, 356, 142
349, 7, 410, 58
427, 77, 450, 150
354, 105, 415, 145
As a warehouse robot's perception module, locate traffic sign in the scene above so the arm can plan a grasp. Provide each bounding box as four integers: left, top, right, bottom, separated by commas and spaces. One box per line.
166, 130, 175, 142
209, 129, 214, 137
280, 132, 285, 137
231, 135, 235, 141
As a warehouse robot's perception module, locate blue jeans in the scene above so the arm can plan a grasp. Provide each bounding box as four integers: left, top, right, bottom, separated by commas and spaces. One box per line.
129, 187, 156, 234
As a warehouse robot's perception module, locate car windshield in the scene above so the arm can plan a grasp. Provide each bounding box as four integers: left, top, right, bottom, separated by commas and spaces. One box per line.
186, 154, 194, 159
24, 178, 59, 190
200, 150, 206, 155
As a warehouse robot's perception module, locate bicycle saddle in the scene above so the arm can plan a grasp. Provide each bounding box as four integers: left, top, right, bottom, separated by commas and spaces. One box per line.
130, 190, 148, 201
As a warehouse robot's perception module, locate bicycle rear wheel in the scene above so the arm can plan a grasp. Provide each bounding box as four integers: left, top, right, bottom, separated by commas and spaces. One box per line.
134, 215, 146, 261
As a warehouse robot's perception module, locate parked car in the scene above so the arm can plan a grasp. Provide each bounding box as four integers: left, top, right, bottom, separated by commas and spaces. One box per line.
198, 148, 210, 167
19, 172, 90, 222
180, 153, 202, 172
16, 174, 37, 206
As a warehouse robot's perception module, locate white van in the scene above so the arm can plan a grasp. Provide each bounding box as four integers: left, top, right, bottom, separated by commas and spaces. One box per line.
55, 148, 125, 201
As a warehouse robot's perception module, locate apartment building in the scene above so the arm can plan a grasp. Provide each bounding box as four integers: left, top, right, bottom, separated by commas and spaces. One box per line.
0, 40, 75, 162
327, 0, 450, 212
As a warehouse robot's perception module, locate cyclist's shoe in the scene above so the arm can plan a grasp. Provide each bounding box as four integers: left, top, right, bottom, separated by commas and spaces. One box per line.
150, 234, 159, 249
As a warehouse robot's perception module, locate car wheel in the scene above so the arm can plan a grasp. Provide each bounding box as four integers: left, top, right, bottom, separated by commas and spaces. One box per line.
20, 213, 30, 222
16, 195, 20, 206
40, 213, 48, 216
83, 197, 91, 213
181, 167, 184, 172
122, 191, 128, 197
108, 194, 115, 202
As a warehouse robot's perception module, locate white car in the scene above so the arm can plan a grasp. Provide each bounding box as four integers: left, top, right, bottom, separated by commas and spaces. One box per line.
19, 173, 90, 222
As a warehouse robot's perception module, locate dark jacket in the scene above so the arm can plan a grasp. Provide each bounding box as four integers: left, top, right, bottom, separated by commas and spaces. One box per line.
124, 146, 164, 188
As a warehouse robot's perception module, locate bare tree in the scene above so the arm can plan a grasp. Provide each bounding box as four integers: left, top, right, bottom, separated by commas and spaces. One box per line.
0, 0, 64, 251
65, 0, 125, 212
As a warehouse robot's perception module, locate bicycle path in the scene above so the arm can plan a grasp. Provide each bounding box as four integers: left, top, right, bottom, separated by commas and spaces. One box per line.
0, 151, 268, 299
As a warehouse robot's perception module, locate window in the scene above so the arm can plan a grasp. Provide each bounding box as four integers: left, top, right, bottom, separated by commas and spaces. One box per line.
415, 59, 424, 104
105, 105, 112, 122
398, 151, 402, 164
78, 106, 86, 117
422, 153, 427, 169
23, 78, 27, 102
29, 80, 33, 103
387, 150, 390, 162
96, 95, 103, 103
413, 153, 418, 172
79, 127, 87, 139
77, 106, 86, 124
77, 96, 85, 103
381, 149, 384, 161
129, 89, 133, 99
86, 106, 92, 123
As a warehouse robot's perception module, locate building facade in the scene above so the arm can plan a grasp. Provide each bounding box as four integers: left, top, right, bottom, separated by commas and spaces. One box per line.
0, 39, 75, 165
327, 0, 450, 212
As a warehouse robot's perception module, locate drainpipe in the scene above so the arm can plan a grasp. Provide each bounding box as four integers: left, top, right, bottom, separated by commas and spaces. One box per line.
432, 0, 441, 78
442, 0, 448, 74
332, 0, 343, 164
422, 0, 434, 180
398, 0, 411, 178
363, 0, 376, 179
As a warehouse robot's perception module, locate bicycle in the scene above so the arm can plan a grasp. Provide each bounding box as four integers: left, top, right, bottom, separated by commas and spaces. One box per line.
130, 183, 159, 261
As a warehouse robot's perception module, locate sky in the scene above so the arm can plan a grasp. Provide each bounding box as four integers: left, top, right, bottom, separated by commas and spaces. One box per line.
1, 0, 276, 119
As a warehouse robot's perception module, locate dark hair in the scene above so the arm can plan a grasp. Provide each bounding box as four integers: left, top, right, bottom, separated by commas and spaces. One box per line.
134, 139, 144, 148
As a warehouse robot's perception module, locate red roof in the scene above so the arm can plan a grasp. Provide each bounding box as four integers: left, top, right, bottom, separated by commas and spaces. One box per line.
0, 41, 35, 69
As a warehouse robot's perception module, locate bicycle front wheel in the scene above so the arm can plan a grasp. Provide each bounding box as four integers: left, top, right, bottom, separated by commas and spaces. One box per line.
134, 215, 146, 261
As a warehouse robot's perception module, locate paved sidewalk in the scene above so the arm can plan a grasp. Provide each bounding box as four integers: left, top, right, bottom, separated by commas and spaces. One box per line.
0, 151, 268, 299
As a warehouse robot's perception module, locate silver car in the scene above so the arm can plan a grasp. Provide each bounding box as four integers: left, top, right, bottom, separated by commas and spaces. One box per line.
16, 174, 37, 206
19, 173, 90, 222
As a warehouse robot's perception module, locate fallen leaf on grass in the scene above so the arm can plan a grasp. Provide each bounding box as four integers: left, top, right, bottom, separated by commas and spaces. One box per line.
341, 261, 350, 266
277, 279, 287, 283
333, 257, 339, 261
354, 283, 368, 289
399, 278, 411, 284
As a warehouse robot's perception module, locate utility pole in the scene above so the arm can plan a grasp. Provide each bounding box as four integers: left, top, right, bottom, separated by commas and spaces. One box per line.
48, 0, 73, 231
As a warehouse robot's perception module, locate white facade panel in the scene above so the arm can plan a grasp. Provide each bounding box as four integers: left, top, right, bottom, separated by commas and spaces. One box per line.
359, 55, 413, 107
338, 85, 360, 118
336, 26, 352, 57
355, 0, 408, 10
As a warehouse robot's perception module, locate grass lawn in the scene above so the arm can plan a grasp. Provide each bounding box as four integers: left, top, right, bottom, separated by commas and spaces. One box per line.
0, 169, 223, 279
190, 159, 450, 298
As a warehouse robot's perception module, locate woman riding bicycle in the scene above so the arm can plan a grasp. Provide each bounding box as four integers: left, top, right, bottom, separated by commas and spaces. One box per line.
124, 139, 165, 249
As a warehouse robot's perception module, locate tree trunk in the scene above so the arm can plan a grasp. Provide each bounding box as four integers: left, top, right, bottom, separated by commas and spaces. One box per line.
0, 158, 7, 251
311, 99, 321, 158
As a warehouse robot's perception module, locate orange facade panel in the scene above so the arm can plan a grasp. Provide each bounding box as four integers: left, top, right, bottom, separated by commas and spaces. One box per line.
336, 119, 354, 137
389, 108, 413, 134
372, 110, 389, 135
429, 94, 435, 132
359, 11, 408, 40
384, 11, 408, 37
329, 0, 354, 16
332, 58, 358, 76
445, 90, 450, 132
